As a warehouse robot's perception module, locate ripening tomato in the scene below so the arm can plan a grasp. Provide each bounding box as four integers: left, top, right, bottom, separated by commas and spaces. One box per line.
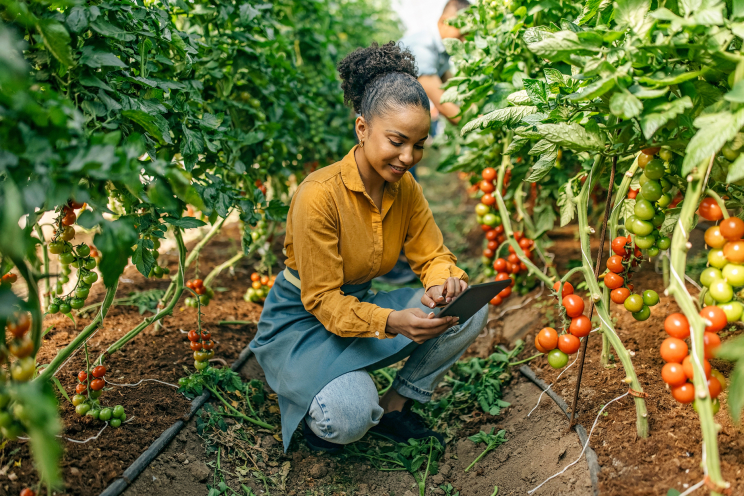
499, 286, 512, 299
606, 255, 625, 274
493, 258, 507, 272
202, 340, 215, 350
534, 335, 548, 353
187, 330, 200, 342
186, 280, 196, 290
480, 180, 495, 194
485, 229, 498, 241
78, 371, 88, 383
510, 263, 520, 275
708, 376, 722, 399
481, 167, 497, 181
660, 337, 689, 363
698, 197, 723, 221
483, 248, 495, 259
682, 355, 711, 380
495, 272, 510, 281
723, 240, 744, 263
569, 315, 592, 337
711, 369, 727, 391
671, 383, 695, 404
704, 226, 727, 248
558, 334, 581, 355
92, 365, 106, 378
62, 212, 77, 226
664, 313, 690, 339
638, 152, 653, 168
20, 489, 35, 496
562, 294, 585, 318
611, 236, 629, 256
90, 379, 105, 391
552, 281, 574, 298
7, 313, 31, 339
604, 272, 625, 290
719, 217, 744, 241
610, 288, 630, 304
251, 273, 260, 282
494, 224, 505, 235
490, 295, 503, 306
661, 362, 687, 387
641, 146, 660, 155
190, 341, 203, 351
481, 193, 495, 206
487, 240, 498, 251
75, 383, 87, 395
700, 306, 727, 333
537, 327, 558, 351
703, 332, 721, 359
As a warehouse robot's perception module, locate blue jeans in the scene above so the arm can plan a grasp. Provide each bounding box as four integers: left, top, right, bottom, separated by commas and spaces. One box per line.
304, 306, 488, 445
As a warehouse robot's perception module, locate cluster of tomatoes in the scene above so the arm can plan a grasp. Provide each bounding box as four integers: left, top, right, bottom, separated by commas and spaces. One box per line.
71, 365, 126, 426
487, 235, 536, 306
184, 278, 215, 308
534, 281, 592, 368
660, 311, 727, 410
187, 329, 215, 371
604, 236, 660, 321
146, 236, 171, 279
623, 147, 674, 257
700, 212, 744, 322
5, 312, 35, 381
244, 272, 275, 303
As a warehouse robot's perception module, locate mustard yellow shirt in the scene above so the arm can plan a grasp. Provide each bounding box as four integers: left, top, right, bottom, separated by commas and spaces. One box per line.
284, 146, 468, 340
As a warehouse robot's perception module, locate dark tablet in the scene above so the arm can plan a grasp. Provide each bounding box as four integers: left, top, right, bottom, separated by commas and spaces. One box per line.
433, 279, 512, 323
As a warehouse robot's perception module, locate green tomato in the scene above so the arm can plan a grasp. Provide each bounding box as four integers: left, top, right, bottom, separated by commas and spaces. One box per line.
644, 160, 666, 180
59, 302, 72, 314
194, 350, 210, 361
0, 412, 13, 429
78, 279, 91, 290
639, 173, 649, 186
194, 359, 209, 371
647, 246, 660, 257
109, 418, 122, 428
75, 403, 91, 416
199, 295, 211, 305
153, 266, 164, 277
722, 263, 744, 287
632, 305, 651, 321
120, 413, 127, 422
625, 215, 638, 233
708, 249, 728, 269
704, 292, 715, 306
659, 177, 672, 193
709, 279, 734, 303
0, 393, 10, 409
61, 265, 71, 275
634, 199, 655, 221
624, 294, 644, 313
70, 297, 85, 309
547, 349, 569, 369
700, 267, 723, 287
719, 301, 744, 323
11, 357, 35, 381
656, 193, 671, 208
75, 287, 90, 299
482, 213, 499, 227
49, 241, 64, 254
652, 211, 666, 228
641, 180, 663, 202
632, 218, 654, 237
77, 244, 91, 257
72, 394, 86, 406
251, 231, 261, 242
722, 143, 741, 161
82, 272, 98, 285
642, 290, 659, 306
59, 252, 75, 265
476, 215, 484, 225
55, 282, 64, 294
84, 259, 97, 270
48, 304, 60, 314
634, 234, 657, 249
87, 409, 100, 420
71, 259, 82, 268
475, 203, 490, 216
12, 404, 27, 423
99, 408, 113, 421
206, 287, 215, 298
113, 405, 125, 419
162, 267, 170, 275
59, 275, 69, 284
657, 236, 671, 250
659, 149, 674, 162
62, 242, 73, 253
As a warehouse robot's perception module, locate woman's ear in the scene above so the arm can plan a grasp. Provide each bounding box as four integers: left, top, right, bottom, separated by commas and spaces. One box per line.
355, 115, 368, 147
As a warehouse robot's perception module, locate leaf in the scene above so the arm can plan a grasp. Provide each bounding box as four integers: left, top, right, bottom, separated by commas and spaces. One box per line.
507, 90, 530, 105
90, 19, 136, 41
122, 110, 172, 145
725, 361, 744, 423
568, 77, 615, 101
578, 0, 604, 24
536, 122, 606, 151
132, 238, 156, 277
66, 6, 88, 33
725, 80, 744, 103
94, 218, 136, 287
682, 109, 744, 175
640, 97, 693, 140
558, 181, 576, 226
609, 92, 643, 119
181, 124, 204, 157
523, 79, 549, 106
440, 86, 460, 104
36, 19, 75, 68
78, 73, 114, 92
526, 150, 559, 182
628, 84, 669, 99
543, 68, 566, 92
660, 207, 682, 236
461, 106, 538, 136
79, 47, 127, 68
526, 30, 600, 62
528, 139, 557, 156
164, 216, 207, 229
200, 113, 224, 130
638, 70, 702, 86
505, 136, 529, 154
239, 4, 260, 23
727, 153, 744, 183
614, 0, 651, 35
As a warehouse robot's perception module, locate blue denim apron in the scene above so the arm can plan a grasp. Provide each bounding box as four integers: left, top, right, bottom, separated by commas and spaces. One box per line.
249, 267, 427, 451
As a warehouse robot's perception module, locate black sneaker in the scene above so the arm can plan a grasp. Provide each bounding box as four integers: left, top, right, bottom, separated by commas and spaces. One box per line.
370, 401, 445, 448
303, 419, 343, 453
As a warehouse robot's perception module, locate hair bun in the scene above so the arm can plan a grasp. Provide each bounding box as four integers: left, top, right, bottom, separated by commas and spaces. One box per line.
337, 41, 418, 115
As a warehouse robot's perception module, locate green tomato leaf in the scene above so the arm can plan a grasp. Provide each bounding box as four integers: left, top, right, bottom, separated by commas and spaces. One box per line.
523, 79, 549, 106
727, 361, 744, 424
65, 6, 89, 33
640, 97, 693, 140
725, 80, 744, 103
536, 122, 606, 152
94, 218, 136, 287
525, 30, 600, 62
683, 109, 744, 175
506, 90, 531, 105
164, 216, 207, 229
614, 0, 652, 37
609, 91, 643, 119
36, 19, 75, 68
727, 153, 744, 183
461, 106, 538, 135
526, 150, 559, 182
557, 180, 576, 227
121, 110, 172, 145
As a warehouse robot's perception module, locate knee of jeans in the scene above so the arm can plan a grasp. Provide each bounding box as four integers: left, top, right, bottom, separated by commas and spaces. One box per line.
306, 371, 384, 444
461, 305, 489, 338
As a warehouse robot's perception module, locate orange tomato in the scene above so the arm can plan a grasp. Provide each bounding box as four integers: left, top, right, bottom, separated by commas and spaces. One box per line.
606, 255, 625, 274
610, 288, 630, 304
562, 294, 585, 318
708, 376, 722, 399
557, 334, 581, 355
660, 337, 688, 363
552, 281, 574, 298
661, 362, 687, 387
480, 180, 495, 194
671, 383, 695, 403
703, 332, 721, 359
569, 315, 591, 337
704, 226, 727, 248
499, 286, 512, 299
537, 327, 558, 351
260, 275, 270, 285
534, 335, 548, 353
604, 272, 625, 290
664, 313, 690, 339
723, 240, 744, 263
611, 236, 628, 256
490, 295, 503, 306
481, 167, 497, 181
481, 193, 495, 206
251, 273, 260, 282
720, 217, 744, 241
682, 355, 711, 380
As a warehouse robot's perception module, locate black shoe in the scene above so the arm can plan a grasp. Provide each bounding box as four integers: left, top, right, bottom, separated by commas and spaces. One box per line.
376, 260, 418, 285
370, 401, 445, 448
303, 420, 343, 453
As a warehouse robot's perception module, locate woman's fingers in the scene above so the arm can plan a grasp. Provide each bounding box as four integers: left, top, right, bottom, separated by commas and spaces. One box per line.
420, 292, 439, 309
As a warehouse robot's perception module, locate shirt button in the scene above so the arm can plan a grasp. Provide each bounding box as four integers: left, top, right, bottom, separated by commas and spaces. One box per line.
375, 331, 380, 336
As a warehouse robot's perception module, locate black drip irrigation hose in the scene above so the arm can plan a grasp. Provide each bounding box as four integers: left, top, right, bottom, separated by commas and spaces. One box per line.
519, 365, 601, 496
99, 344, 255, 496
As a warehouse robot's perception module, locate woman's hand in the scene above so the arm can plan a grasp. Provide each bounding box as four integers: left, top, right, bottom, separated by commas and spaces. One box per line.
386, 309, 458, 344
421, 277, 468, 309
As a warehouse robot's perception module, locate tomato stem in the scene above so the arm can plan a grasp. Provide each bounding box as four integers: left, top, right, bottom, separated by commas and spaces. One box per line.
34, 223, 51, 311
508, 352, 543, 366
704, 188, 730, 219
203, 384, 274, 430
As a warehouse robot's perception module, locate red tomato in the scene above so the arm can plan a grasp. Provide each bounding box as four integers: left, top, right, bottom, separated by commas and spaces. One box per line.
606, 255, 625, 274
481, 224, 493, 233
660, 337, 688, 363
519, 262, 528, 271
562, 294, 585, 318
481, 194, 495, 206
664, 313, 690, 339
494, 225, 505, 234
497, 234, 506, 244
190, 341, 203, 351
499, 286, 512, 299
671, 383, 695, 403
510, 263, 520, 275
250, 273, 260, 282
703, 332, 721, 359
534, 335, 548, 353
202, 340, 215, 350
708, 376, 722, 399
187, 330, 200, 342
186, 280, 196, 289
62, 212, 77, 226
485, 229, 498, 241
483, 248, 495, 259
698, 197, 723, 221
514, 231, 523, 241
495, 272, 511, 281
490, 295, 502, 306
569, 315, 591, 337
90, 379, 105, 391
661, 363, 687, 387
610, 288, 630, 304
92, 365, 106, 378
699, 306, 727, 333
480, 180, 495, 194
720, 217, 744, 241
493, 258, 507, 272
75, 383, 87, 395
487, 240, 498, 251
78, 371, 88, 383
611, 236, 628, 256
508, 244, 516, 254
627, 189, 638, 199
519, 238, 531, 249
481, 167, 497, 181
641, 147, 660, 155
201, 331, 211, 340
8, 313, 31, 339
537, 327, 558, 351
682, 355, 711, 380
552, 281, 574, 298
507, 253, 519, 264
604, 272, 625, 290
558, 334, 581, 355
193, 279, 204, 288
20, 489, 35, 496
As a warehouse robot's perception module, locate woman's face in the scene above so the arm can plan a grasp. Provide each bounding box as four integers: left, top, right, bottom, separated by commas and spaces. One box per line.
355, 105, 430, 183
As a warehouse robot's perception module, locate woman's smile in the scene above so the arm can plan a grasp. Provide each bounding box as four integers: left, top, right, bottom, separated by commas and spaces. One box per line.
389, 164, 408, 175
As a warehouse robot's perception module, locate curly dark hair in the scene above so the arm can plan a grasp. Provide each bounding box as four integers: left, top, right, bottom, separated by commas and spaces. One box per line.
337, 41, 430, 118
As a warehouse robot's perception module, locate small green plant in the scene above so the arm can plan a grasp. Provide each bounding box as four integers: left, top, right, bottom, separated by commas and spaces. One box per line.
440, 483, 460, 496
465, 428, 507, 472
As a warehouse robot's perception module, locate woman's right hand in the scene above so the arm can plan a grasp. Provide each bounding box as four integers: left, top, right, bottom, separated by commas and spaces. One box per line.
385, 309, 458, 344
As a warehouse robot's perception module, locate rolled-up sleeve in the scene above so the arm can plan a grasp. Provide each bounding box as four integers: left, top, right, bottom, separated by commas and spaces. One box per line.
403, 179, 468, 290
292, 181, 394, 339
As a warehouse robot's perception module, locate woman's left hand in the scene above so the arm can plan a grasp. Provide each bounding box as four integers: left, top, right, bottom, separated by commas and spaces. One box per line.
421, 277, 468, 309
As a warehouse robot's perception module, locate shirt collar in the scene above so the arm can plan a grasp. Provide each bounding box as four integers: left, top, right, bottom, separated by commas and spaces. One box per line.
340, 145, 401, 196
